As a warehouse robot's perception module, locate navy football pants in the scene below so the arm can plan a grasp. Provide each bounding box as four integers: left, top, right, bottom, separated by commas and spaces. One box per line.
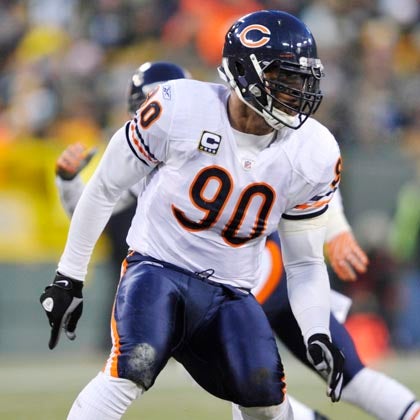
110, 252, 286, 407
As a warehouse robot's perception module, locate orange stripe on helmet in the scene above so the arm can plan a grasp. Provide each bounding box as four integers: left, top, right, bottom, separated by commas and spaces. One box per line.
256, 239, 283, 304
239, 24, 271, 48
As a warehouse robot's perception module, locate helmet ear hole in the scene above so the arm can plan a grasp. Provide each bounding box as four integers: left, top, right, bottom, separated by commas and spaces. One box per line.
233, 61, 249, 89
235, 61, 245, 77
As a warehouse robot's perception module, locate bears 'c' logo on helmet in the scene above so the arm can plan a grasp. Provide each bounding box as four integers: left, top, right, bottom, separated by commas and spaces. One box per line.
239, 24, 271, 48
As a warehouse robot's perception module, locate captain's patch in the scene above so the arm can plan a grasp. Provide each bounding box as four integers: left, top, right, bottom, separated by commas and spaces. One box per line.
198, 131, 221, 155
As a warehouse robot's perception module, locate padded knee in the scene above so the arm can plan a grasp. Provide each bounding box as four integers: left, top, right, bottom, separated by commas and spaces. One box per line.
115, 342, 159, 390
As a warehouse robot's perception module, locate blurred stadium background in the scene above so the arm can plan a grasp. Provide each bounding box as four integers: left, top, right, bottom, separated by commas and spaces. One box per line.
0, 0, 419, 418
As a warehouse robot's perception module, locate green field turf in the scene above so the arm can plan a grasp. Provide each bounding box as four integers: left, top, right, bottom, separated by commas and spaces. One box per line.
1, 352, 419, 419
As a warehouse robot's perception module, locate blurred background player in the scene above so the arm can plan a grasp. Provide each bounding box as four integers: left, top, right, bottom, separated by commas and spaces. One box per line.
55, 61, 419, 420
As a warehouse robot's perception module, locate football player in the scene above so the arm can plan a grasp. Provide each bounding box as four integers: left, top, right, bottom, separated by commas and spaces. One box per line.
41, 10, 348, 419
57, 58, 333, 420
52, 18, 419, 420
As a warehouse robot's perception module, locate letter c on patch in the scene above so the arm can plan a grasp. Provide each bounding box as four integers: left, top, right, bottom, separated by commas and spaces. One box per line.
239, 24, 271, 48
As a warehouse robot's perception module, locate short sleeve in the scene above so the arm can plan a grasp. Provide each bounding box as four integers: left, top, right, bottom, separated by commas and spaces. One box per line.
283, 156, 342, 220
125, 84, 177, 166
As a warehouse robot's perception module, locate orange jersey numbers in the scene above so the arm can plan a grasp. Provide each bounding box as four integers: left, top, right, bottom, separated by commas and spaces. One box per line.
223, 183, 275, 246
331, 157, 342, 189
172, 166, 276, 247
139, 86, 162, 129
172, 166, 232, 230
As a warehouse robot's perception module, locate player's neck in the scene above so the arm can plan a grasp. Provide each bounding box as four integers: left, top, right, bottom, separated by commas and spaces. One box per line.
227, 93, 274, 136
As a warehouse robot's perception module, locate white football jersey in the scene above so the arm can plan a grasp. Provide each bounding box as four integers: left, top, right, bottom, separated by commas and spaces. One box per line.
123, 79, 341, 289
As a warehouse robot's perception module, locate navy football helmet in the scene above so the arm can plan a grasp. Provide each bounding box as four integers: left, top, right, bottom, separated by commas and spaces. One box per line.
219, 10, 324, 129
128, 61, 190, 114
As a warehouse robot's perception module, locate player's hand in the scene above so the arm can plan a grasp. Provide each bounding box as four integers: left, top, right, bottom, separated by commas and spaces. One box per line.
307, 333, 345, 402
55, 143, 97, 180
39, 272, 83, 349
326, 231, 369, 281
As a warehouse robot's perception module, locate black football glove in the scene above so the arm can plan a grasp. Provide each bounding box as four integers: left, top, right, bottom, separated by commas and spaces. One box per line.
307, 333, 345, 402
40, 272, 83, 349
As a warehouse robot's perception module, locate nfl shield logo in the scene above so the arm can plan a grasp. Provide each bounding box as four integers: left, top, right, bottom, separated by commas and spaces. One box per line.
242, 159, 255, 170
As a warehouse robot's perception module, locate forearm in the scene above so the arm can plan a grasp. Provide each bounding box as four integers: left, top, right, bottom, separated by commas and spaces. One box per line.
280, 214, 345, 403
279, 213, 331, 343
286, 261, 331, 342
56, 175, 85, 216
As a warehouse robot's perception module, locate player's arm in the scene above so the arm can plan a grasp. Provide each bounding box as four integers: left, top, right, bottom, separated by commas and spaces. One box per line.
58, 127, 154, 280
41, 125, 156, 349
278, 213, 344, 402
40, 84, 170, 349
55, 143, 96, 216
325, 189, 369, 281
279, 214, 331, 341
279, 142, 345, 401
55, 143, 137, 217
